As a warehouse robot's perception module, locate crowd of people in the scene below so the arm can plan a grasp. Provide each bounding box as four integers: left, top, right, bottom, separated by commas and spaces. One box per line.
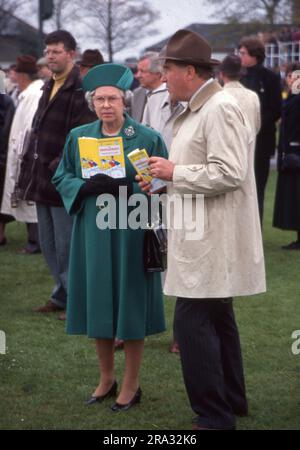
0, 27, 300, 429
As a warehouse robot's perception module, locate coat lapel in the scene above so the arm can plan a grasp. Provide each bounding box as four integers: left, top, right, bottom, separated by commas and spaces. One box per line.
173, 80, 222, 136
189, 80, 223, 112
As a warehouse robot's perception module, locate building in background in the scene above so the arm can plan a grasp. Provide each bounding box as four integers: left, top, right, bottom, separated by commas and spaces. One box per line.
145, 23, 300, 68
0, 7, 44, 68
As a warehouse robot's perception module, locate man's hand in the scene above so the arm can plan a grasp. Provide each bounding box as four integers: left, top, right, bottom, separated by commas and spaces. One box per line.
136, 175, 152, 193
149, 157, 175, 181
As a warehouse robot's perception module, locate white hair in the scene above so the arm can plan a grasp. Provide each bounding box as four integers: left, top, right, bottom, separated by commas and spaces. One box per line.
85, 90, 96, 112
139, 52, 163, 74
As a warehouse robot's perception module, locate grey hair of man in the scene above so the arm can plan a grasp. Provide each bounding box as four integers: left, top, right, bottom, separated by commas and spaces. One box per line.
85, 88, 126, 112
139, 51, 163, 74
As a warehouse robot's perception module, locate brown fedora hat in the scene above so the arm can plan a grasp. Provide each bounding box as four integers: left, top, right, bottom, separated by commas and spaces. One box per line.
162, 29, 220, 66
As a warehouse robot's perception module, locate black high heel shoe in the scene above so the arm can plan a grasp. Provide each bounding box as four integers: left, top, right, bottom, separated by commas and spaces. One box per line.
85, 380, 118, 405
110, 387, 142, 412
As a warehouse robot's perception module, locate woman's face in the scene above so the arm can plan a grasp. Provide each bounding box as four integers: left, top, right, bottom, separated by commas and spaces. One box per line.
93, 86, 124, 125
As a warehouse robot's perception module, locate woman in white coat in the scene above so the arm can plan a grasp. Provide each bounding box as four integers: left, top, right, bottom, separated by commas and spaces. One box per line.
1, 56, 43, 253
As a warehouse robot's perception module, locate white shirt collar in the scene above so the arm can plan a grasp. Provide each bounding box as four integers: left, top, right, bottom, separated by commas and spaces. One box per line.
189, 78, 214, 104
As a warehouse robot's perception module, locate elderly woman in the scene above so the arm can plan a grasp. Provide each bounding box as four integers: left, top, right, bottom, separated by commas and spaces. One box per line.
52, 64, 167, 411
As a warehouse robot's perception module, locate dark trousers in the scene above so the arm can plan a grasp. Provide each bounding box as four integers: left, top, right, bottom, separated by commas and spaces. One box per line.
26, 222, 40, 253
174, 297, 248, 430
254, 154, 271, 225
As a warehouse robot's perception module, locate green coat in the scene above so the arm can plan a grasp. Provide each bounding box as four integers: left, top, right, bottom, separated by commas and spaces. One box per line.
52, 114, 167, 339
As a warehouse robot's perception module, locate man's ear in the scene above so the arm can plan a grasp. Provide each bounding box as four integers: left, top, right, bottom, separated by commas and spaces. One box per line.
186, 64, 196, 81
69, 49, 77, 61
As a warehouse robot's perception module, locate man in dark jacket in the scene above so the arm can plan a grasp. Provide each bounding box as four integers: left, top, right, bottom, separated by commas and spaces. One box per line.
239, 37, 282, 224
18, 30, 95, 318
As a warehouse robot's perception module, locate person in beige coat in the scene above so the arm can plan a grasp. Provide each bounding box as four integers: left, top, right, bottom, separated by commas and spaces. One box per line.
218, 54, 261, 139
139, 30, 266, 430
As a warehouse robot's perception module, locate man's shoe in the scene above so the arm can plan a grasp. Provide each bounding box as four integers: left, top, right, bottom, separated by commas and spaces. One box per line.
282, 241, 300, 250
17, 247, 41, 255
86, 381, 118, 405
111, 387, 142, 412
33, 300, 65, 313
169, 341, 180, 354
58, 312, 66, 321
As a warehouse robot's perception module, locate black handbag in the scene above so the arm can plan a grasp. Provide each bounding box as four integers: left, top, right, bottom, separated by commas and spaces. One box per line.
281, 152, 300, 172
143, 202, 167, 273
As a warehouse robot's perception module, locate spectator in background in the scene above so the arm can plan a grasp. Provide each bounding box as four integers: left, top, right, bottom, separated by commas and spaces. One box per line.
278, 27, 292, 43
273, 63, 300, 249
218, 54, 261, 139
17, 30, 95, 320
37, 57, 52, 82
239, 37, 282, 225
76, 49, 104, 79
0, 71, 15, 245
142, 49, 186, 355
142, 47, 186, 150
1, 56, 43, 254
5, 64, 19, 106
292, 27, 300, 59
130, 52, 166, 122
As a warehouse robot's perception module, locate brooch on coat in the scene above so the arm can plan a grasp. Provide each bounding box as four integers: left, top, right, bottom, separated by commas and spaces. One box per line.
124, 126, 135, 137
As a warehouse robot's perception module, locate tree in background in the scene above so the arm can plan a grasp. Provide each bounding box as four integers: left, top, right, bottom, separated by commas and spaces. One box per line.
82, 0, 159, 62
1, 0, 159, 61
0, 0, 26, 30
206, 0, 296, 25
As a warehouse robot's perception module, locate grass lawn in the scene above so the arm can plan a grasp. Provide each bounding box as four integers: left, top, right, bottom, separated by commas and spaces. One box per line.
0, 170, 299, 430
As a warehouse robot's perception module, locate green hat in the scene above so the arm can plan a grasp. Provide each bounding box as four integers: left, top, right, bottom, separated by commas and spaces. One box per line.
82, 63, 134, 92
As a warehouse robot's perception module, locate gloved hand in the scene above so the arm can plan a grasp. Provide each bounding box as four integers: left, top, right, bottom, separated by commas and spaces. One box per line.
79, 174, 133, 200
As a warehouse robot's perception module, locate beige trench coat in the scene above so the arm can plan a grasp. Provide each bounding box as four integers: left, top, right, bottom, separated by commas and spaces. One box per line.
164, 80, 266, 299
224, 81, 261, 138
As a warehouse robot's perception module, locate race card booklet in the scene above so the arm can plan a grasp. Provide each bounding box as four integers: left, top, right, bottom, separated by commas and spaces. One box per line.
78, 136, 126, 179
127, 148, 167, 193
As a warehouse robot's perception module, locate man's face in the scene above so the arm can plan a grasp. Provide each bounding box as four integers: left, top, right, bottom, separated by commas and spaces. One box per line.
163, 61, 189, 102
136, 58, 161, 90
238, 47, 257, 68
287, 70, 300, 94
44, 42, 74, 74
8, 69, 18, 83
37, 65, 52, 81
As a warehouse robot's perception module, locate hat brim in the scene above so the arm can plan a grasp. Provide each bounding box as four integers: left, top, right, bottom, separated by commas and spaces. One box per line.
158, 55, 220, 66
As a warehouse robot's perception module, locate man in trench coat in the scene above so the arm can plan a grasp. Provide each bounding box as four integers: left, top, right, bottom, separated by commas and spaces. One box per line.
141, 30, 266, 430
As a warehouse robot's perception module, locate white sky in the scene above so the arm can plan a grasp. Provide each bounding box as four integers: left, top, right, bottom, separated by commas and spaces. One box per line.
80, 0, 216, 61
13, 0, 215, 61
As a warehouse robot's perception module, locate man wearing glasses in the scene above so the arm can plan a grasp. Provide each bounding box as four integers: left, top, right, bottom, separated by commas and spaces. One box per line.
18, 30, 95, 319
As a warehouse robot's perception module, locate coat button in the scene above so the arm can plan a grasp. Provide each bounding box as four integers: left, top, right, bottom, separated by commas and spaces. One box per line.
33, 153, 38, 160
